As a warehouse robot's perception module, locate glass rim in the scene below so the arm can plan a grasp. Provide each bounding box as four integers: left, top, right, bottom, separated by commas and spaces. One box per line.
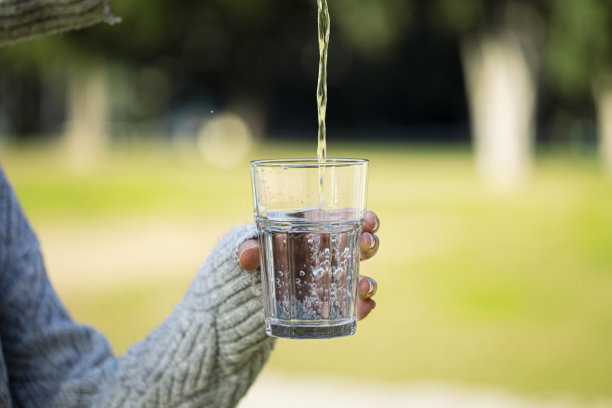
250, 158, 368, 168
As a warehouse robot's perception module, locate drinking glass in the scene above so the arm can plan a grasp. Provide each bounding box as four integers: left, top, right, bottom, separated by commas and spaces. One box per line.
250, 158, 368, 339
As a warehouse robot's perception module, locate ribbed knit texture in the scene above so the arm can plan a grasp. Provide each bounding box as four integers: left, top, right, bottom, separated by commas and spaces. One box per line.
0, 0, 120, 46
0, 165, 275, 407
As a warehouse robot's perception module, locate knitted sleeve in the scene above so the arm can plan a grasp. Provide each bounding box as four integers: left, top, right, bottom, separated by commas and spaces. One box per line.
0, 167, 274, 408
0, 0, 120, 47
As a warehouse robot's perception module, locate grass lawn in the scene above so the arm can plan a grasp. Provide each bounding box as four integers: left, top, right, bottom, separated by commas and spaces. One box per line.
2, 141, 612, 400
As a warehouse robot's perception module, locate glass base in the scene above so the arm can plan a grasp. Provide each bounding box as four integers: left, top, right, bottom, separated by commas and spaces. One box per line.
266, 318, 356, 339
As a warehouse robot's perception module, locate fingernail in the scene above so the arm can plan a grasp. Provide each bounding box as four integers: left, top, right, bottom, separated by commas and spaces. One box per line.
238, 242, 258, 259
366, 278, 377, 298
368, 233, 377, 250
372, 216, 379, 233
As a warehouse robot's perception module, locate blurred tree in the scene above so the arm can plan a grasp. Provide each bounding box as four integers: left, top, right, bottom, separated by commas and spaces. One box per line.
433, 0, 612, 180
2, 0, 461, 144
0, 0, 467, 151
330, 0, 413, 62
433, 0, 545, 191
5, 0, 612, 175
0, 33, 115, 165
543, 0, 612, 175
0, 37, 71, 138
0, 0, 294, 163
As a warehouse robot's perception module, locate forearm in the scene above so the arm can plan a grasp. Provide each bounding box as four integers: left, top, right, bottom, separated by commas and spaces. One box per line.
0, 0, 120, 47
55, 225, 275, 408
0, 165, 273, 407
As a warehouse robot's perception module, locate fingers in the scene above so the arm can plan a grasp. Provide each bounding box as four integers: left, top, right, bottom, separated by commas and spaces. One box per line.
361, 211, 380, 260
357, 276, 377, 320
358, 299, 376, 320
363, 211, 380, 233
358, 276, 377, 299
359, 211, 381, 320
238, 239, 260, 271
360, 231, 379, 260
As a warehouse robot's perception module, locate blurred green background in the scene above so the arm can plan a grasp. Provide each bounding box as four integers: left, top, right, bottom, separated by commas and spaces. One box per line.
2, 143, 612, 401
2, 0, 612, 404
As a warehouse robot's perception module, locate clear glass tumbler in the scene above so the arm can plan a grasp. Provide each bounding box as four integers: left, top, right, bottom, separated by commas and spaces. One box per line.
250, 159, 368, 339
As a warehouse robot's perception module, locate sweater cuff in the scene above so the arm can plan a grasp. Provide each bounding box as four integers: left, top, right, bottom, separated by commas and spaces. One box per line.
184, 224, 274, 364
187, 223, 259, 310
0, 0, 121, 47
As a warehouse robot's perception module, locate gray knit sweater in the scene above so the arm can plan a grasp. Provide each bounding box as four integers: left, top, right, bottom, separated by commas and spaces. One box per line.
0, 165, 275, 407
0, 0, 120, 46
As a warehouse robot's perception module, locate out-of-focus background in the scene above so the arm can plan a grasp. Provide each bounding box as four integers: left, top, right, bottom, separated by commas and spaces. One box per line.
2, 0, 612, 406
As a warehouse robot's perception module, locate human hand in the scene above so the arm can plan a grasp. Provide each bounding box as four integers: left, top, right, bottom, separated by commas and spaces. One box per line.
238, 211, 380, 321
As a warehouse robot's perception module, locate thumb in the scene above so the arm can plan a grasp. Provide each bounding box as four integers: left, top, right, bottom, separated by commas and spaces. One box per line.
238, 239, 260, 271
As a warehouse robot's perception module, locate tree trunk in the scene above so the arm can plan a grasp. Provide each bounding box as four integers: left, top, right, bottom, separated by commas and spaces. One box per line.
63, 62, 109, 169
460, 1, 541, 192
593, 72, 612, 177
462, 32, 535, 192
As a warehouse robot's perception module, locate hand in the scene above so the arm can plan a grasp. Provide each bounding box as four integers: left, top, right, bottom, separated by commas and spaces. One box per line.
239, 210, 380, 321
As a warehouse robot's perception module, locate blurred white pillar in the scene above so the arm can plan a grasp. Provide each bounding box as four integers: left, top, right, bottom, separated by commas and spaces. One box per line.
462, 32, 535, 192
593, 72, 612, 178
63, 63, 109, 169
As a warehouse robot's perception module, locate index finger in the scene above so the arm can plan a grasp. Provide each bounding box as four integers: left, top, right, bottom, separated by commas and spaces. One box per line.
363, 211, 379, 233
